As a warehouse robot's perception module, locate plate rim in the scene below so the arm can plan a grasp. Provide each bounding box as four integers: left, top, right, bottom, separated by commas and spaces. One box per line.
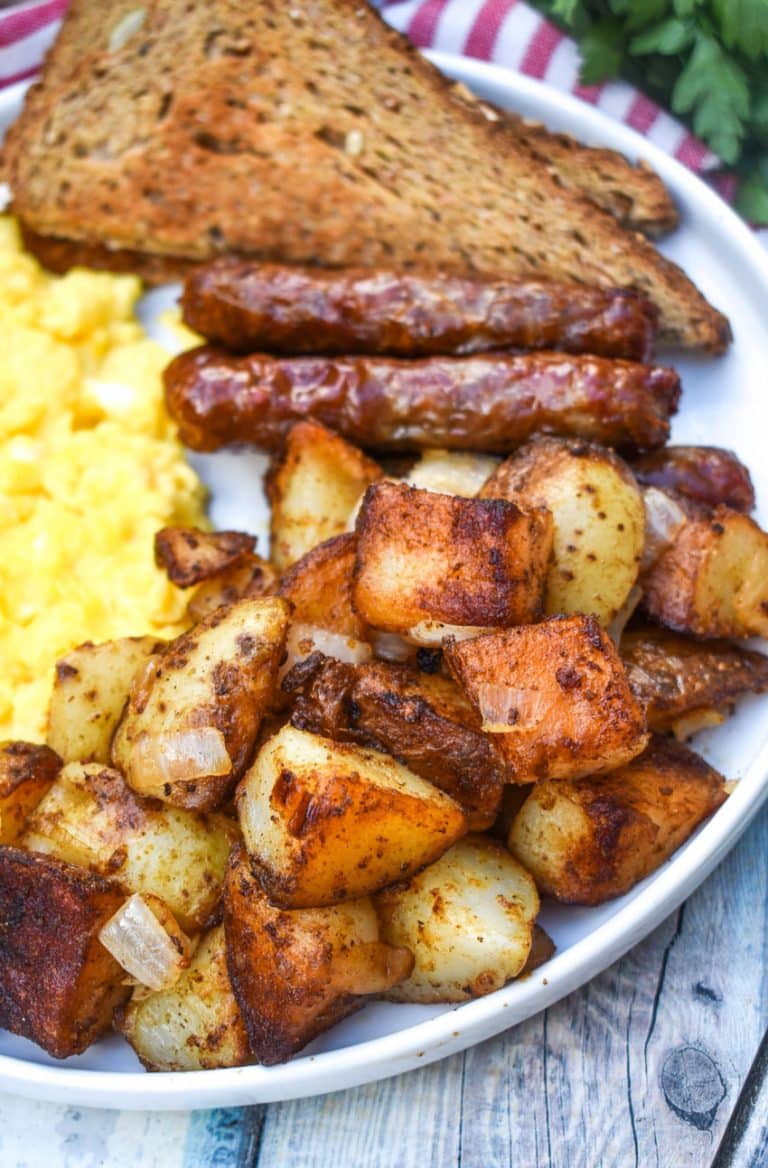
1, 52, 768, 1110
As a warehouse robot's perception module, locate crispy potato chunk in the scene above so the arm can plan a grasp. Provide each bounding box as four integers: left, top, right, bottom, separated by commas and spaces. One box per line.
353, 480, 553, 641
446, 614, 648, 783
622, 625, 768, 732
375, 835, 539, 1003
481, 436, 645, 626
508, 735, 726, 904
112, 596, 289, 810
154, 527, 257, 587
187, 554, 279, 622
641, 503, 768, 638
47, 636, 163, 765
0, 847, 129, 1058
287, 656, 504, 830
278, 533, 369, 640
404, 450, 499, 496
268, 420, 382, 571
0, 741, 60, 844
117, 924, 251, 1071
224, 845, 412, 1064
23, 763, 238, 932
236, 724, 467, 907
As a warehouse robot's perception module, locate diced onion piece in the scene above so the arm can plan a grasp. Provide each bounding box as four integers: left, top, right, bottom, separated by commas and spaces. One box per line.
407, 621, 490, 647
131, 727, 231, 785
641, 488, 687, 571
99, 893, 190, 991
371, 631, 418, 664
475, 683, 548, 733
405, 450, 499, 497
279, 623, 372, 681
606, 584, 642, 646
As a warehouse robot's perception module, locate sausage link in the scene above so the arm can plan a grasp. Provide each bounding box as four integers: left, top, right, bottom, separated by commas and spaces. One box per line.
181, 261, 658, 361
632, 446, 755, 512
164, 347, 680, 455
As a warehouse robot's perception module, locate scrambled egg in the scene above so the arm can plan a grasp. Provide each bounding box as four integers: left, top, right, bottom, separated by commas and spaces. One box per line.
0, 216, 207, 741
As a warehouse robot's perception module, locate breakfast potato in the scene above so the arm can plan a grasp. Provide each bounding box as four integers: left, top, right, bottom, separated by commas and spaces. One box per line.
47, 635, 163, 765
375, 835, 539, 1003
508, 734, 727, 904
641, 503, 768, 638
112, 595, 289, 810
23, 762, 238, 932
268, 420, 382, 571
404, 449, 499, 496
0, 847, 129, 1058
445, 614, 648, 783
236, 724, 467, 907
480, 436, 645, 626
117, 924, 251, 1071
353, 480, 553, 643
0, 741, 60, 843
278, 532, 370, 640
154, 527, 257, 587
287, 655, 505, 830
224, 845, 413, 1065
186, 554, 279, 622
622, 624, 768, 732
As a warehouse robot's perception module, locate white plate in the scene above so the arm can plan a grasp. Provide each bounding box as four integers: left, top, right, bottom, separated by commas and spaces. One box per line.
1, 51, 768, 1111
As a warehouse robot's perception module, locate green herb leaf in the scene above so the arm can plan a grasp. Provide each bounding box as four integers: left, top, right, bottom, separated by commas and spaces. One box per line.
711, 0, 768, 60
734, 166, 768, 224
672, 33, 750, 163
578, 18, 625, 83
630, 17, 694, 55
549, 0, 587, 22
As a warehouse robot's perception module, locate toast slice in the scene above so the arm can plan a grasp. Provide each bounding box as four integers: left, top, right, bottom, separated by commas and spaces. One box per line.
2, 0, 729, 353
497, 112, 679, 238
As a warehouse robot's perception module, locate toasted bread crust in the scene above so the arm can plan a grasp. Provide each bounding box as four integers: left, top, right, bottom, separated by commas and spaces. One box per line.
4, 0, 728, 352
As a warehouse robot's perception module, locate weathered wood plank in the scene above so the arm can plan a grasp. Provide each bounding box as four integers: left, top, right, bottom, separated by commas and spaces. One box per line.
254, 1050, 465, 1167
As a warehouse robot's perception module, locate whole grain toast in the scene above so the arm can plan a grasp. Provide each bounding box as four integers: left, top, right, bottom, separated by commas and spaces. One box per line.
2, 0, 729, 352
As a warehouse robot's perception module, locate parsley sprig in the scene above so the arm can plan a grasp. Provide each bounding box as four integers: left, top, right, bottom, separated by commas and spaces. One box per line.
531, 0, 768, 223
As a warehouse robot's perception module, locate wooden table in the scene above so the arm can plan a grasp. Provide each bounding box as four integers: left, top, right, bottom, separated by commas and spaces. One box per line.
1, 803, 765, 1168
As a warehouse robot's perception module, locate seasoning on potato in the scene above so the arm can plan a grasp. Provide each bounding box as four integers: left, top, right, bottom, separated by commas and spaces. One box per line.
0, 216, 207, 742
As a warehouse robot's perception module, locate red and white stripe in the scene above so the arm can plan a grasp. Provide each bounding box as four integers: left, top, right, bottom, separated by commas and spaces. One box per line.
0, 0, 65, 87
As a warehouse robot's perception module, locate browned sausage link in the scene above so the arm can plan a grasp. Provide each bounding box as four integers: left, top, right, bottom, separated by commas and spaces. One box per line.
632, 446, 756, 512
180, 261, 658, 361
164, 347, 680, 456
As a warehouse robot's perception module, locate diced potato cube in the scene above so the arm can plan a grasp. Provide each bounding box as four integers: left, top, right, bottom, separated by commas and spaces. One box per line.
353, 480, 553, 639
22, 762, 237, 932
0, 741, 60, 843
0, 846, 129, 1058
154, 526, 256, 587
278, 533, 370, 640
288, 656, 504, 830
224, 845, 412, 1064
47, 636, 163, 765
481, 436, 645, 626
508, 734, 727, 904
187, 555, 279, 622
622, 625, 768, 732
117, 924, 251, 1071
445, 614, 648, 783
404, 450, 499, 497
236, 724, 467, 907
375, 835, 539, 1002
112, 596, 289, 810
268, 420, 382, 570
641, 504, 768, 638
